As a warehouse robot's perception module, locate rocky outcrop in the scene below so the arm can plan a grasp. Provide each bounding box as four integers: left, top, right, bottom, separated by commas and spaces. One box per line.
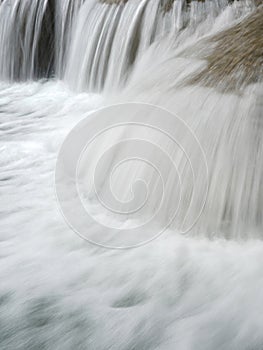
100, 0, 262, 12
186, 7, 263, 91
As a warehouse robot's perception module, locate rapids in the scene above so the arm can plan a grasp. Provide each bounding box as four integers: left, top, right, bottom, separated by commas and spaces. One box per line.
0, 0, 262, 349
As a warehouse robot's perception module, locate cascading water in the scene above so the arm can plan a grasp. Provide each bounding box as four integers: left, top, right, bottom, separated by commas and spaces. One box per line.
0, 0, 263, 349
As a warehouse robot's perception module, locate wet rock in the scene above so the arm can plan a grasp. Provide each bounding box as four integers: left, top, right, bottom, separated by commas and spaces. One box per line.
186, 7, 263, 92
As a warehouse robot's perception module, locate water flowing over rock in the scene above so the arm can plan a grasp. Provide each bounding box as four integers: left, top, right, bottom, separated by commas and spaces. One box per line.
0, 1, 263, 349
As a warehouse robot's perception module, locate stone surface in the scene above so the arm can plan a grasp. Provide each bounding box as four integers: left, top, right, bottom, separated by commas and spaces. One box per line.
187, 7, 263, 91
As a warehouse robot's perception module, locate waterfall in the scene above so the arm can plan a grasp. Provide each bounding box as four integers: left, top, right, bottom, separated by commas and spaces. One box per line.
0, 0, 262, 242
0, 0, 258, 87
1, 0, 263, 349
0, 0, 54, 80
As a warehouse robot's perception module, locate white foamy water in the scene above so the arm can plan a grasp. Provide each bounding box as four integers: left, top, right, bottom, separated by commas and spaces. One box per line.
0, 0, 263, 349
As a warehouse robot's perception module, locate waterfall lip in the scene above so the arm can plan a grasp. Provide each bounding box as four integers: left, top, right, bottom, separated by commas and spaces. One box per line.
55, 102, 209, 249
0, 0, 258, 89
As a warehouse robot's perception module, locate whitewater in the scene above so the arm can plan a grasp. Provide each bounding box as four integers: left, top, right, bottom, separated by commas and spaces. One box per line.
0, 0, 263, 349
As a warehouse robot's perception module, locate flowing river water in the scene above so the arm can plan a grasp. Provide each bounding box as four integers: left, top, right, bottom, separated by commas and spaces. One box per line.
0, 0, 263, 349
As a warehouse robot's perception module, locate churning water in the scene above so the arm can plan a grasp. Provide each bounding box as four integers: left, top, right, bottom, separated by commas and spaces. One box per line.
0, 0, 263, 349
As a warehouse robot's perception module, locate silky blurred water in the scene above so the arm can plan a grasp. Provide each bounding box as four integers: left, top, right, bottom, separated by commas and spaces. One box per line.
0, 79, 262, 349
1, 0, 263, 349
